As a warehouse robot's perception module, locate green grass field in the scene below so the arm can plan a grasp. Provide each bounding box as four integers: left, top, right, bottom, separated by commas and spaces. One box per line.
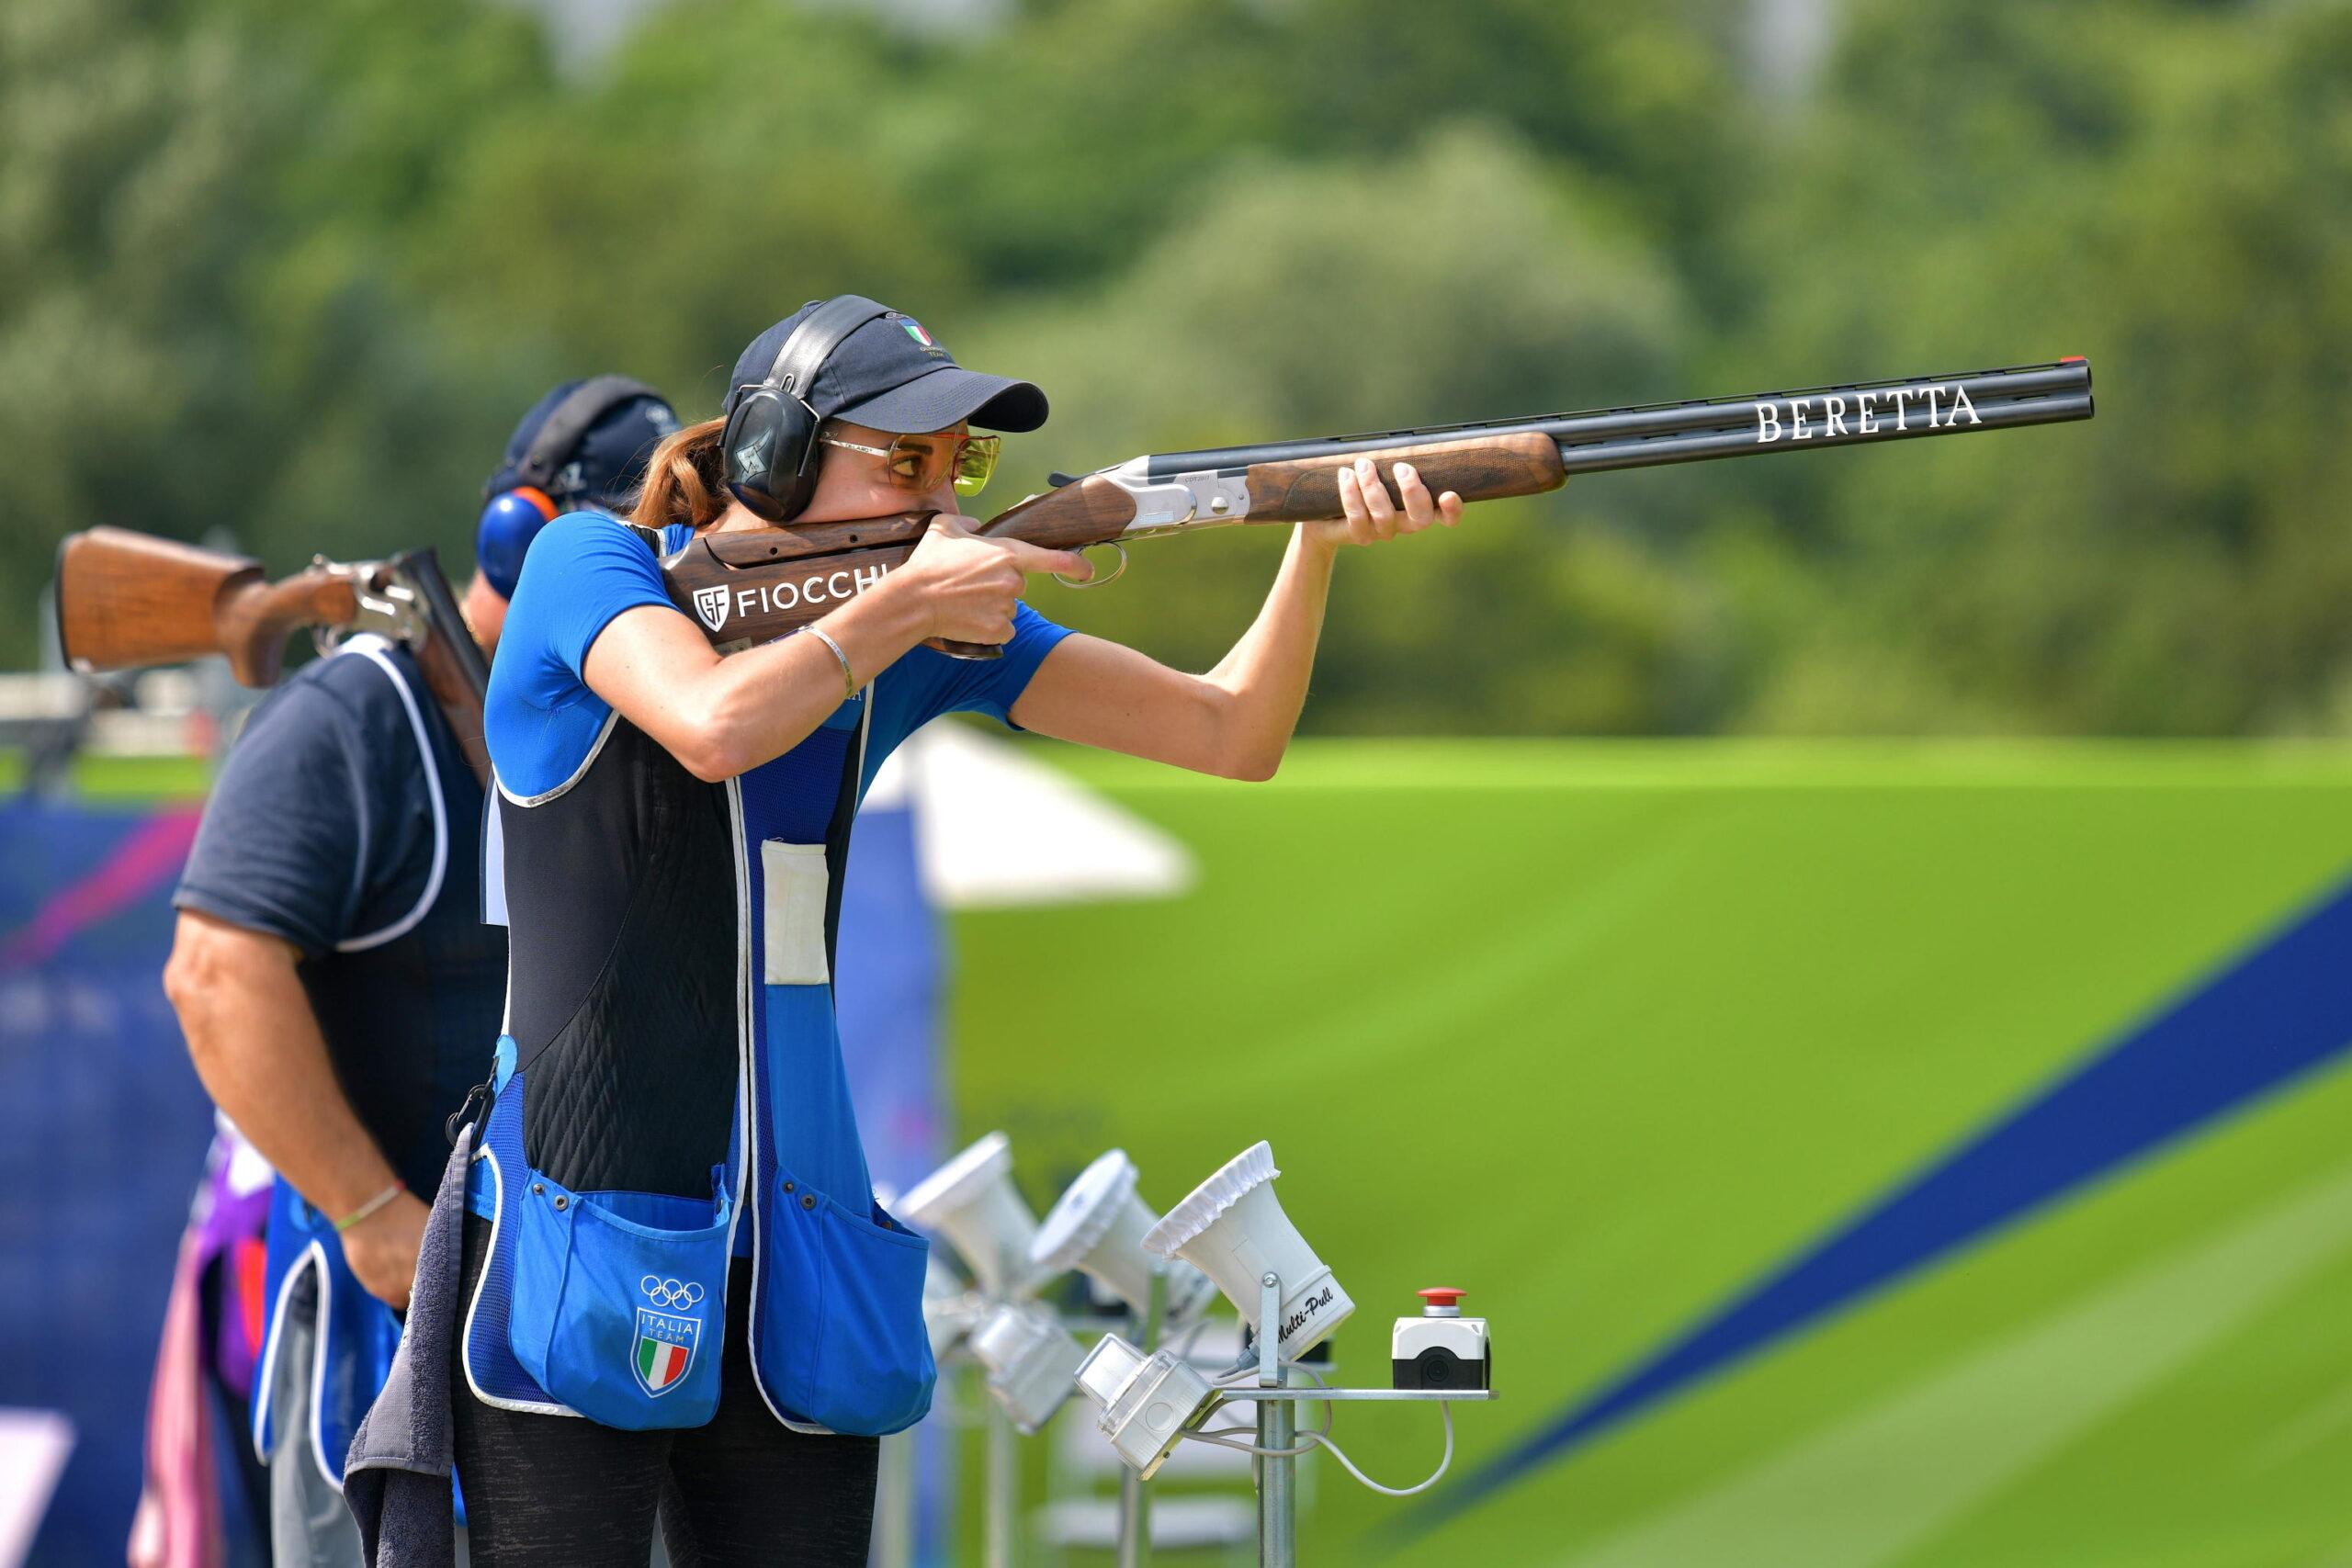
947, 740, 2352, 1567
0, 752, 212, 798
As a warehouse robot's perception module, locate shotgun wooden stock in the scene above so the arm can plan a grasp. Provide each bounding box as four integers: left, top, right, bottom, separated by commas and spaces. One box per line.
54, 527, 489, 784
657, 432, 1567, 658
59, 527, 356, 686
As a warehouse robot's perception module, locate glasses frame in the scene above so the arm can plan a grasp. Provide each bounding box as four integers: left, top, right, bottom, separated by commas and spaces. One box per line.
817, 430, 1001, 496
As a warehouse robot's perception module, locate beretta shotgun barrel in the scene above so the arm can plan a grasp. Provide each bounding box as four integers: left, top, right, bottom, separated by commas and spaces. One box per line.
659, 356, 2094, 657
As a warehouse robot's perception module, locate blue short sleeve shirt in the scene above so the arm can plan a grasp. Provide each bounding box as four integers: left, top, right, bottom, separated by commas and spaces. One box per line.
486, 513, 1073, 801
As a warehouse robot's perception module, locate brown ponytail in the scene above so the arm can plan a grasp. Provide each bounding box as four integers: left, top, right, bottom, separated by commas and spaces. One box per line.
631, 417, 731, 531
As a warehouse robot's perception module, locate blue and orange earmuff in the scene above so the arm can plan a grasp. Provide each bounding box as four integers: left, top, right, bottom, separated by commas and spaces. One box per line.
478, 374, 664, 599
476, 485, 560, 601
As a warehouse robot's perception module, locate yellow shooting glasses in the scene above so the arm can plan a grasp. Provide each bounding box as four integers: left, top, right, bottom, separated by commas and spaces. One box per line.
819, 430, 1001, 497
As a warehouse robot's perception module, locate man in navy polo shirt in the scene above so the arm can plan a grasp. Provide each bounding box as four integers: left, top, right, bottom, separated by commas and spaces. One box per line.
163, 379, 677, 1567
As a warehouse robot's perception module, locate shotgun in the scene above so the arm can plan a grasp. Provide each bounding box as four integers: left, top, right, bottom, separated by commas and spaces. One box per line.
661, 357, 2094, 659
53, 528, 492, 783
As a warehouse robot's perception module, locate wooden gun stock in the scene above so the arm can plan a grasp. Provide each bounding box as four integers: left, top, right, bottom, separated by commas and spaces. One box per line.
54, 527, 489, 784
58, 526, 358, 686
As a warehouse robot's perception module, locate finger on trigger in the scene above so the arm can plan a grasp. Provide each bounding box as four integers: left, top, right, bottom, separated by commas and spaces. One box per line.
1003, 538, 1069, 574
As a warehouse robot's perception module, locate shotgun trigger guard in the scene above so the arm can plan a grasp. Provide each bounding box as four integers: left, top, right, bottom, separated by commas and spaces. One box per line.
1054, 542, 1125, 590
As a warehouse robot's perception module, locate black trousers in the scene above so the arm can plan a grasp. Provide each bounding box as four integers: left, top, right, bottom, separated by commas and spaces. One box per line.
451, 1214, 879, 1568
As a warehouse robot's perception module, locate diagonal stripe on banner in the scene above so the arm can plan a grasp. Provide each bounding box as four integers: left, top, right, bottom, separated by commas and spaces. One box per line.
0, 807, 202, 971
1394, 871, 2352, 1540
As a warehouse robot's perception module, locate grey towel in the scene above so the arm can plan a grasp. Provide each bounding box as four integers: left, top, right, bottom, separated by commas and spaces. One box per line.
343, 1123, 472, 1568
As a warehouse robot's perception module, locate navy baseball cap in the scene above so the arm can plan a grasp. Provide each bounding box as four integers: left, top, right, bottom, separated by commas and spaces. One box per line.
485, 378, 682, 506
724, 301, 1048, 435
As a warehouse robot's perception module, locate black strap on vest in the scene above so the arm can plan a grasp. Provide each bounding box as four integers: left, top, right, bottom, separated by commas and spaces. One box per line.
820, 682, 870, 983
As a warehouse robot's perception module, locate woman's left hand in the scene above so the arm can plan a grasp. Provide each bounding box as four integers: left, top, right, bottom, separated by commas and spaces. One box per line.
1310, 457, 1466, 549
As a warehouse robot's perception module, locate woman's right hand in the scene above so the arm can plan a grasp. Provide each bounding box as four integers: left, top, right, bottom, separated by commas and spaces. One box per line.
894, 515, 1091, 645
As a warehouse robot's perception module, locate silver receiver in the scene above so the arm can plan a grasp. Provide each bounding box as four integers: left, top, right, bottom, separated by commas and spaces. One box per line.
1086, 458, 1255, 538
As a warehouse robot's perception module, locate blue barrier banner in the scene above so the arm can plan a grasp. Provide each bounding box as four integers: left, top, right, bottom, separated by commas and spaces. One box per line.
0, 801, 220, 1567
0, 791, 952, 1565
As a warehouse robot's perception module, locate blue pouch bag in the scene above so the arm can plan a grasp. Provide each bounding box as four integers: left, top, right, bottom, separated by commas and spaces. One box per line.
757, 1166, 934, 1436
751, 829, 936, 1436
507, 1168, 731, 1430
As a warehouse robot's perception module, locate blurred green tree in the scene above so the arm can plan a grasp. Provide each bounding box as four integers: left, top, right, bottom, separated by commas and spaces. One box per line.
978, 125, 1720, 734
1730, 0, 2352, 734
410, 0, 970, 413
6, 0, 2346, 739
0, 0, 554, 660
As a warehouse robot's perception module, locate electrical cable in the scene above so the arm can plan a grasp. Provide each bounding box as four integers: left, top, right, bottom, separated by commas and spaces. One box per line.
1177, 1361, 1457, 1497
1180, 1404, 1454, 1495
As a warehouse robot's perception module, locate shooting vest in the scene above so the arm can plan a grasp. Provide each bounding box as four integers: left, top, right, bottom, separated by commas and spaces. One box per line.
460, 533, 933, 1434
251, 634, 506, 1483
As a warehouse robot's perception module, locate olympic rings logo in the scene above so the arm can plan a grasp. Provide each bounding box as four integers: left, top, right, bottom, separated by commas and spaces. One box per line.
640, 1276, 707, 1309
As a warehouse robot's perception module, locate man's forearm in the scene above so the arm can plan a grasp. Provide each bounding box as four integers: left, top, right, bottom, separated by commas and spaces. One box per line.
165, 912, 401, 1218
1197, 525, 1342, 779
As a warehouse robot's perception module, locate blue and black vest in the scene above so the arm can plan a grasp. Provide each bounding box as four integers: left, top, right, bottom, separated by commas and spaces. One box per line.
461, 593, 933, 1434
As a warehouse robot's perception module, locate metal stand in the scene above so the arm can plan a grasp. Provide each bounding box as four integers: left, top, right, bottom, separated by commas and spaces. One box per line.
984, 1396, 1018, 1568
1251, 1275, 1295, 1568
1176, 1271, 1495, 1568
1112, 1265, 1170, 1568
982, 1237, 1025, 1568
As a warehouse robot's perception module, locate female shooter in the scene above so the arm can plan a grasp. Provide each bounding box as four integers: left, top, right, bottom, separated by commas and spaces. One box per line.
445, 297, 1457, 1566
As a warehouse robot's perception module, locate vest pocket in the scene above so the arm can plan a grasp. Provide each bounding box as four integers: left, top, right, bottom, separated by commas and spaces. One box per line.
760, 1171, 935, 1436
507, 1168, 730, 1430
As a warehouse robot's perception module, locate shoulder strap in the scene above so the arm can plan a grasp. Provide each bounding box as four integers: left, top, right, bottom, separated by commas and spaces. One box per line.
820, 694, 872, 986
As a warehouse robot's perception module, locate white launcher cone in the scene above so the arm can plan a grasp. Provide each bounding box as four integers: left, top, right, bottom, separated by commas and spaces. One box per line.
1031, 1149, 1217, 1325
899, 1132, 1040, 1300
1144, 1142, 1353, 1359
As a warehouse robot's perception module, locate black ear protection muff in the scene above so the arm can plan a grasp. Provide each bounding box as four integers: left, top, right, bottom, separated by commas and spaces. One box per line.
478, 375, 663, 599
719, 295, 892, 523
